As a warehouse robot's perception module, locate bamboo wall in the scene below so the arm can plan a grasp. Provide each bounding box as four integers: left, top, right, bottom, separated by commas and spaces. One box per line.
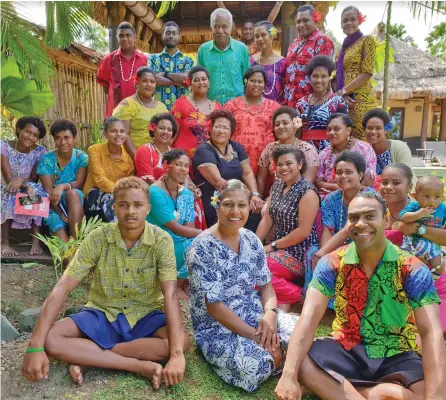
42, 50, 106, 150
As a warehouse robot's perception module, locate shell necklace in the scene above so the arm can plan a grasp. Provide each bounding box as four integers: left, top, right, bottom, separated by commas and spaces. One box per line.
119, 54, 137, 82
136, 93, 155, 108
244, 96, 264, 116
259, 53, 276, 96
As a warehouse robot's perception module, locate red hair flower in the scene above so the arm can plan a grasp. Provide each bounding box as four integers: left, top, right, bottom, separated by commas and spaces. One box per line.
163, 160, 172, 172
132, 75, 139, 86
271, 161, 277, 173
148, 122, 157, 132
204, 119, 213, 133
312, 11, 323, 23
357, 13, 366, 25
184, 77, 191, 86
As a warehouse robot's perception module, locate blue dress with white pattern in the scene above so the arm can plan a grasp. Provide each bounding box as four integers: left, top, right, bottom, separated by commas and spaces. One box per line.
186, 229, 297, 392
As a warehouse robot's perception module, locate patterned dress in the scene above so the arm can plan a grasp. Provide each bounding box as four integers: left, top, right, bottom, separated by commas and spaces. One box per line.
187, 229, 297, 392
147, 186, 195, 279
335, 35, 378, 139
224, 96, 280, 174
37, 149, 88, 233
269, 179, 319, 268
376, 148, 392, 175
249, 57, 286, 103
283, 30, 334, 108
1, 141, 48, 229
317, 140, 377, 184
170, 96, 223, 159
296, 93, 348, 149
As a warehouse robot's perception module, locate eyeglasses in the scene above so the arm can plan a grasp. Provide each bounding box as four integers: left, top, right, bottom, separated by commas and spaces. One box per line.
213, 125, 231, 132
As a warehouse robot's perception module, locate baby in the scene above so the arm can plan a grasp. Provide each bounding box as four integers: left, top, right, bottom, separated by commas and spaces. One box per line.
399, 175, 446, 277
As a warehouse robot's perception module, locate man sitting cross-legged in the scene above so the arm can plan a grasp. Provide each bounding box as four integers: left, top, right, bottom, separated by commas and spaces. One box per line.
22, 176, 189, 390
275, 191, 445, 400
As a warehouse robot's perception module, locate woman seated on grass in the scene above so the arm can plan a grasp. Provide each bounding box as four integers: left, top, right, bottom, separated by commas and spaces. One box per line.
257, 145, 319, 312
147, 149, 202, 300
83, 117, 134, 222
187, 179, 297, 393
37, 119, 88, 241
1, 116, 48, 256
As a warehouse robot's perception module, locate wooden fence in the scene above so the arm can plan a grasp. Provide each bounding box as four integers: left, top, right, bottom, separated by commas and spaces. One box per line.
41, 47, 106, 150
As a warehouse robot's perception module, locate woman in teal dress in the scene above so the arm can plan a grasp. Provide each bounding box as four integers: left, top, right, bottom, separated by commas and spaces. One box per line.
37, 119, 88, 241
147, 149, 202, 299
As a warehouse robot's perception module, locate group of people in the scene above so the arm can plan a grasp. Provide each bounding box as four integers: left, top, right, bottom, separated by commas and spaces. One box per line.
1, 2, 443, 399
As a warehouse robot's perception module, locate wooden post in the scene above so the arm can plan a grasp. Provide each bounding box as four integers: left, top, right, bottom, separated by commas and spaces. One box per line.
280, 1, 299, 56
107, 1, 121, 51
420, 97, 430, 145
439, 99, 446, 142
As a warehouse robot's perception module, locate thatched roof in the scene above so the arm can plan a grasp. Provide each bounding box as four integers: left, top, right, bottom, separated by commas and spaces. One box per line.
374, 37, 446, 100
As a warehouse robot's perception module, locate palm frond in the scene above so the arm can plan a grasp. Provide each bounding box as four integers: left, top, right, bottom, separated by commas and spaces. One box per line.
45, 2, 93, 49
148, 1, 178, 18
406, 1, 446, 23
0, 2, 54, 88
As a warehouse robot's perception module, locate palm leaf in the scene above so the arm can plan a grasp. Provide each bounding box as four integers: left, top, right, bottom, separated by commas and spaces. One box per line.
0, 2, 54, 88
148, 1, 178, 18
45, 2, 93, 49
406, 1, 446, 23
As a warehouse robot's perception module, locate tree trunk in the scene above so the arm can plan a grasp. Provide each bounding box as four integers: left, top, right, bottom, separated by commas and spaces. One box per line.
382, 1, 392, 109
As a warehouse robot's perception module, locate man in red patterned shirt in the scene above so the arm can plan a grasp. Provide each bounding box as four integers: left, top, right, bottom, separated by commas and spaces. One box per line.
283, 5, 334, 108
97, 22, 148, 117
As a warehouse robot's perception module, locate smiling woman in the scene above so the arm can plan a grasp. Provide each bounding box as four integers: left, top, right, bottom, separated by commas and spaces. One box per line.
83, 117, 135, 222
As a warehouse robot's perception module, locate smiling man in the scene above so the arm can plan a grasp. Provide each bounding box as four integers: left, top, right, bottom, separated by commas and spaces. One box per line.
275, 191, 445, 400
97, 22, 148, 117
22, 177, 188, 391
197, 8, 249, 105
148, 22, 194, 110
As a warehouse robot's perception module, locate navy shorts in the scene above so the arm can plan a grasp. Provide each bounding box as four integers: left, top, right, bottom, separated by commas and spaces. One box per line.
308, 337, 424, 388
70, 307, 167, 349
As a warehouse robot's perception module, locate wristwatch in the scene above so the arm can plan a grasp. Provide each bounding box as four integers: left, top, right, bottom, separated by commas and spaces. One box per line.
417, 223, 427, 237
251, 191, 261, 198
265, 308, 279, 314
271, 241, 278, 251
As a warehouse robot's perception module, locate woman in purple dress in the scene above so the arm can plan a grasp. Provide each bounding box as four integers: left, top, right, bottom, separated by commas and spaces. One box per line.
250, 21, 286, 103
1, 117, 48, 256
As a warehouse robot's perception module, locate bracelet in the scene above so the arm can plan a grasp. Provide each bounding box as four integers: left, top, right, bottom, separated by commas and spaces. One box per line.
251, 191, 262, 198
66, 183, 72, 190
26, 347, 45, 353
314, 253, 322, 260
265, 308, 279, 314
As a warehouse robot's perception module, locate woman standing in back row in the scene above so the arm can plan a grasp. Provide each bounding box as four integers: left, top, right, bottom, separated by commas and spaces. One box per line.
335, 6, 377, 139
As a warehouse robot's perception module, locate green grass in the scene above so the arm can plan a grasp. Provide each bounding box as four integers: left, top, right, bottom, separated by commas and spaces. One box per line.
2, 298, 25, 320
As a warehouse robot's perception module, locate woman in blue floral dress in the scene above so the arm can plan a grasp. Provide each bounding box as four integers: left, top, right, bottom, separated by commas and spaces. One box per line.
187, 179, 296, 392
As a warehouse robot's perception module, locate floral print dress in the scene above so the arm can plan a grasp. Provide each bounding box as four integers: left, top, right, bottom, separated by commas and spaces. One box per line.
187, 229, 297, 392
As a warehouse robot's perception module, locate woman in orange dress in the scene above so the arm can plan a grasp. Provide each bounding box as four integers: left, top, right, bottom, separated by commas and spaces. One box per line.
224, 66, 280, 174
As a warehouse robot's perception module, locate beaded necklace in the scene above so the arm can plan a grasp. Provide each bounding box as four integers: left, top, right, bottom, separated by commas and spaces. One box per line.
136, 93, 155, 108
243, 96, 264, 116
119, 54, 137, 82
259, 54, 276, 96
191, 95, 213, 114
163, 176, 180, 220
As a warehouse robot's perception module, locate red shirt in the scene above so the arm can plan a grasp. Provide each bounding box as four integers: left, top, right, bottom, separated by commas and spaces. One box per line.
97, 48, 148, 116
283, 30, 334, 108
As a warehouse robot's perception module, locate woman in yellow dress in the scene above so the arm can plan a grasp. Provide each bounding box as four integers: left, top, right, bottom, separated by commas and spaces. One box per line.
113, 66, 168, 158
335, 6, 377, 140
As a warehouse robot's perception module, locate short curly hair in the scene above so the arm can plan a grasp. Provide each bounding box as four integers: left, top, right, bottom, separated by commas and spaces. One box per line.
149, 113, 179, 138
334, 150, 366, 176
188, 66, 209, 80
113, 176, 150, 202
306, 55, 335, 76
244, 66, 267, 86
163, 148, 188, 164
207, 110, 236, 135
15, 116, 47, 139
272, 144, 307, 174
218, 179, 251, 204
362, 108, 391, 129
49, 118, 77, 137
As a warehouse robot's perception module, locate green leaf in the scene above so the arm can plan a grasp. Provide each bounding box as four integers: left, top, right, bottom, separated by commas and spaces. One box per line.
22, 262, 40, 269
1, 76, 55, 118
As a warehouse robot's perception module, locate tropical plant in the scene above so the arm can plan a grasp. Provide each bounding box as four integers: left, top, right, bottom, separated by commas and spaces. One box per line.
425, 22, 446, 61
388, 23, 407, 39
406, 1, 446, 22
36, 216, 104, 279
148, 1, 178, 18
79, 21, 109, 55
89, 121, 105, 145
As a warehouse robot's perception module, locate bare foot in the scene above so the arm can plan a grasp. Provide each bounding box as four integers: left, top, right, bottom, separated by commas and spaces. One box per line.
68, 365, 85, 386
176, 287, 190, 302
1, 244, 19, 257
30, 240, 43, 255
137, 361, 163, 390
